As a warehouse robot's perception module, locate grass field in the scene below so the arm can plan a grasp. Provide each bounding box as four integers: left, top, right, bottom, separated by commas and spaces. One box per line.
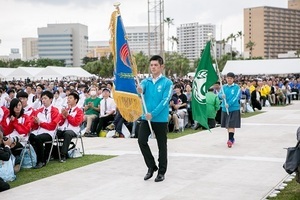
272, 178, 300, 200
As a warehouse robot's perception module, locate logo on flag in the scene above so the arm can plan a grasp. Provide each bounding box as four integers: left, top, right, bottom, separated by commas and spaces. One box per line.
120, 44, 130, 68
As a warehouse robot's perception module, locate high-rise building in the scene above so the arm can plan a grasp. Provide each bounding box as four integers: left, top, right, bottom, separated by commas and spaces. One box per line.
126, 26, 160, 56
289, 0, 300, 10
177, 23, 216, 61
38, 23, 88, 67
244, 6, 300, 59
22, 37, 38, 60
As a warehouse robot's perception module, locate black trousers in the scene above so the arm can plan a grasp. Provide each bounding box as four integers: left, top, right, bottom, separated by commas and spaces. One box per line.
56, 130, 77, 156
138, 120, 168, 175
0, 177, 10, 192
114, 112, 125, 133
29, 133, 52, 163
95, 115, 115, 134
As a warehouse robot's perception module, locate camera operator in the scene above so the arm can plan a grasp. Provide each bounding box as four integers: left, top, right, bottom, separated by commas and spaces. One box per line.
0, 128, 13, 192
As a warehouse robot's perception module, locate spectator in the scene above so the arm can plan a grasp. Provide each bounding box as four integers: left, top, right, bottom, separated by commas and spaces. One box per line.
1, 98, 32, 173
4, 89, 15, 108
172, 84, 188, 127
83, 86, 101, 136
112, 109, 125, 138
240, 83, 250, 113
184, 84, 193, 128
282, 80, 292, 104
93, 88, 116, 137
32, 84, 44, 109
168, 96, 179, 132
25, 84, 35, 106
0, 128, 13, 192
52, 90, 64, 111
30, 91, 60, 169
206, 87, 220, 129
57, 92, 84, 162
251, 86, 262, 111
275, 84, 286, 105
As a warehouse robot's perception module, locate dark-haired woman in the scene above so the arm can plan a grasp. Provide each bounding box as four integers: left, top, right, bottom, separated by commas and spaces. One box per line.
1, 98, 32, 172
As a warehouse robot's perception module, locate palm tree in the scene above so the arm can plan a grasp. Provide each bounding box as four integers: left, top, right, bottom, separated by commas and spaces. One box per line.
236, 31, 243, 57
170, 36, 179, 51
164, 17, 174, 52
226, 33, 236, 60
246, 40, 256, 59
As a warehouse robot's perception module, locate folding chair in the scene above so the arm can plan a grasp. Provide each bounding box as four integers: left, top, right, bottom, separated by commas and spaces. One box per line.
74, 125, 85, 155
45, 127, 61, 163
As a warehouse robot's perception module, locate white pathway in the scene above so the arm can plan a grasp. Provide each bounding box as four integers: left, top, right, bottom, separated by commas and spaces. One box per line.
2, 102, 299, 200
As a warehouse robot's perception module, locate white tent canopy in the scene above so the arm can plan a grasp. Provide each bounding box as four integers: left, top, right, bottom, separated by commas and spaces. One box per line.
222, 59, 300, 75
2, 66, 93, 81
34, 66, 93, 80
0, 68, 16, 79
6, 67, 44, 81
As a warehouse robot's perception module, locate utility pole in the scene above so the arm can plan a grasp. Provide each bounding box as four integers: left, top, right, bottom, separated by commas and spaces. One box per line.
147, 0, 165, 60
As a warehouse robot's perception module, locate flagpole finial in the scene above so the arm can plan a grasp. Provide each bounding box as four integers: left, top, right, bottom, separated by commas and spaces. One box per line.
207, 33, 213, 40
114, 2, 121, 10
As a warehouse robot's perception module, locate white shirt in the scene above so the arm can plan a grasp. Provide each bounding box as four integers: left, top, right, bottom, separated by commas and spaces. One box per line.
100, 97, 116, 117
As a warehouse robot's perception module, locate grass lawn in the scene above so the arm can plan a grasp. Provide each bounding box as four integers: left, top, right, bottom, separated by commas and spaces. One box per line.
9, 155, 114, 188
241, 111, 265, 118
272, 179, 300, 200
167, 128, 200, 139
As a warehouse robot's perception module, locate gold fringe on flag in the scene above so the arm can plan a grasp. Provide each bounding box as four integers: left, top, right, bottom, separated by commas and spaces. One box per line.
113, 90, 143, 122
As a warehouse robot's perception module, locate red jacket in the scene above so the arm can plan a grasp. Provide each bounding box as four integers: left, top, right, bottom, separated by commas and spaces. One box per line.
31, 105, 60, 137
2, 114, 31, 137
58, 106, 84, 134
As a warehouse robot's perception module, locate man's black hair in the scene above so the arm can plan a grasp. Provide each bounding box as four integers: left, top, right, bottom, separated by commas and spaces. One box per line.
149, 55, 164, 65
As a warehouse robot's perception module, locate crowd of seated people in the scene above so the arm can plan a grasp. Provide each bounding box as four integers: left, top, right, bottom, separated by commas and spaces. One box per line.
0, 74, 300, 188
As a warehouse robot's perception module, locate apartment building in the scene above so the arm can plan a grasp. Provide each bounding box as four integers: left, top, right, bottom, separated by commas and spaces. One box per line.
244, 6, 300, 58
177, 23, 216, 61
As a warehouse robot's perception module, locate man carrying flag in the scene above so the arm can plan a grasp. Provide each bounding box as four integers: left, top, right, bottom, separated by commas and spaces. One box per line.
192, 41, 218, 130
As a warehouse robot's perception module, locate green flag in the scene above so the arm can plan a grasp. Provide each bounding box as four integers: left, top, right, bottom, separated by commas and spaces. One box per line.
192, 41, 218, 130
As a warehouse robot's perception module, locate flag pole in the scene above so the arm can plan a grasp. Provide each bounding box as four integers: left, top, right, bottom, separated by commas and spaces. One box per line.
207, 34, 229, 115
114, 3, 155, 139
135, 75, 156, 139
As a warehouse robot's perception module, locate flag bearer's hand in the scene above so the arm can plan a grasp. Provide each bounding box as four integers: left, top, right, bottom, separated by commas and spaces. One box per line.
222, 94, 226, 99
137, 85, 143, 94
145, 113, 152, 120
225, 104, 229, 108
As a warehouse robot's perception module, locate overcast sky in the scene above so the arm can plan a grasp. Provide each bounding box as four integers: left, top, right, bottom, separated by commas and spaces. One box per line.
0, 0, 287, 56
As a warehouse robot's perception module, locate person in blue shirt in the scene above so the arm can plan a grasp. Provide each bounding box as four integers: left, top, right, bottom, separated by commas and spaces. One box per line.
218, 72, 241, 148
137, 55, 173, 182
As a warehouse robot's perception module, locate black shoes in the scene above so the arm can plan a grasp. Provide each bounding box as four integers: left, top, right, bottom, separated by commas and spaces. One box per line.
34, 162, 45, 169
60, 155, 66, 163
144, 167, 158, 180
154, 174, 165, 182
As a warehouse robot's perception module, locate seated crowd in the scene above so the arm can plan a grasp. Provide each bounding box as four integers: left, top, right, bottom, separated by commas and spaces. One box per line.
0, 74, 299, 191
